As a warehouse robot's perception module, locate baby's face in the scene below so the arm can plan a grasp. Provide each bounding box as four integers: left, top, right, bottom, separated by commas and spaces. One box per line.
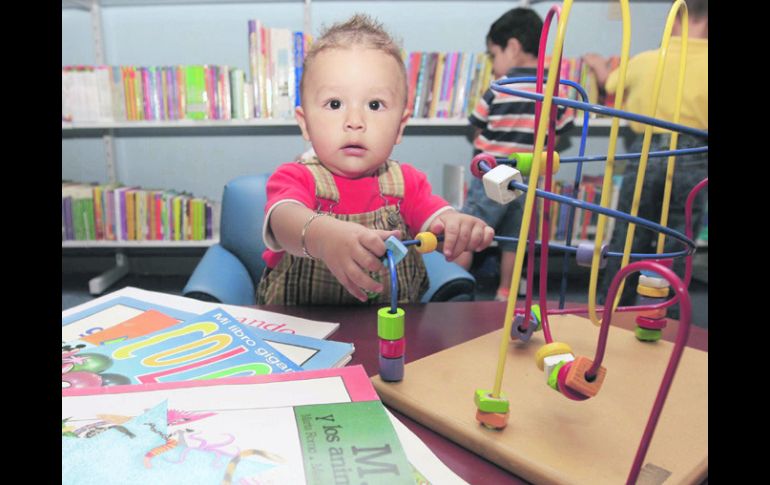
296, 47, 409, 179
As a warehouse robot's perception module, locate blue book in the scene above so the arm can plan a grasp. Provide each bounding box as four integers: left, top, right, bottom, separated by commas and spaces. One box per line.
62, 293, 354, 370
248, 326, 354, 370
61, 308, 303, 390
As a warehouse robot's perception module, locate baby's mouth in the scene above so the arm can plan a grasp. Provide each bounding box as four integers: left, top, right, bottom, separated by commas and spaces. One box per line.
342, 144, 366, 156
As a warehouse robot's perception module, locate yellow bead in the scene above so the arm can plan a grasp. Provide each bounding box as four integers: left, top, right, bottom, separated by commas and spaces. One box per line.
415, 232, 438, 253
535, 342, 574, 371
637, 284, 669, 298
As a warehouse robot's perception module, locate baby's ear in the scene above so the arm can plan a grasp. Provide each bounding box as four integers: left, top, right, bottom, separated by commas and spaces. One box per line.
295, 106, 311, 141
395, 107, 410, 145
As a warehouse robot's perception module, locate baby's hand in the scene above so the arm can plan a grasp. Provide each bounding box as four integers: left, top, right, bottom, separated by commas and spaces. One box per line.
317, 220, 401, 302
430, 211, 494, 261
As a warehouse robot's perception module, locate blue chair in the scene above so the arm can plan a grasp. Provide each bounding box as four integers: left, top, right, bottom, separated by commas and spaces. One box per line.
183, 174, 476, 305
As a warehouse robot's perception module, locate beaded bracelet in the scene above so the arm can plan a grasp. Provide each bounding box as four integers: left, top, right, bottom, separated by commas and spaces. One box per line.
300, 212, 327, 260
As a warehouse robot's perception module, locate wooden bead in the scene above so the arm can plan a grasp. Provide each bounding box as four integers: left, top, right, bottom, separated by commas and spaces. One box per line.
482, 165, 523, 204
637, 284, 669, 298
474, 389, 510, 413
564, 356, 606, 398
475, 409, 509, 430
575, 242, 609, 269
379, 338, 405, 358
530, 304, 541, 331
377, 307, 405, 340
635, 315, 667, 330
635, 295, 666, 307
379, 354, 404, 382
639, 274, 670, 289
508, 151, 560, 176
415, 232, 438, 253
543, 353, 574, 387
470, 153, 496, 179
547, 361, 567, 390
635, 327, 662, 342
383, 235, 408, 265
510, 314, 536, 342
535, 342, 574, 371
638, 307, 667, 319
557, 362, 589, 401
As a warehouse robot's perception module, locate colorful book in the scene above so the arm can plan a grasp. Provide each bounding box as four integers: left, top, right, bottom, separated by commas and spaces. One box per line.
62, 365, 415, 485
184, 65, 208, 120
62, 292, 351, 369
62, 308, 303, 390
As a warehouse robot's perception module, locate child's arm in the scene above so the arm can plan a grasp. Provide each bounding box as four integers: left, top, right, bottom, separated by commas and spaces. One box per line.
268, 202, 400, 302
428, 209, 495, 262
582, 53, 612, 88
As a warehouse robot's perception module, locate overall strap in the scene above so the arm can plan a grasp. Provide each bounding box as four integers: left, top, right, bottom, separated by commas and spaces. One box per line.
300, 157, 339, 203
377, 160, 405, 198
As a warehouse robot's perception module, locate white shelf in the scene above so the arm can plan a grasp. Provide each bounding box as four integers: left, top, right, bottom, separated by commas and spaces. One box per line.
62, 117, 624, 131
62, 239, 218, 249
61, 118, 473, 131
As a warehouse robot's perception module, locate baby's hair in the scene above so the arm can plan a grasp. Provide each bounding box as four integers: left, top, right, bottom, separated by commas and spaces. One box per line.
301, 13, 407, 104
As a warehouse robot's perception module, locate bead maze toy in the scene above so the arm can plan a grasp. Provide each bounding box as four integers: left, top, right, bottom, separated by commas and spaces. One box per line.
373, 1, 707, 483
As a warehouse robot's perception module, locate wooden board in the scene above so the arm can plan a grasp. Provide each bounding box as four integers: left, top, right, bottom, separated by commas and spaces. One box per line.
372, 314, 707, 485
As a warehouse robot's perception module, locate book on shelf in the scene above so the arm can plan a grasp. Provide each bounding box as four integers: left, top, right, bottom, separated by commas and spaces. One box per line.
62, 365, 419, 485
62, 183, 216, 243
62, 307, 304, 390
62, 286, 340, 341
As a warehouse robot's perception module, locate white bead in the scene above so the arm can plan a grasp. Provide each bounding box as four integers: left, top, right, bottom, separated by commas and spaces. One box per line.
482, 165, 523, 204
543, 353, 574, 384
639, 274, 670, 289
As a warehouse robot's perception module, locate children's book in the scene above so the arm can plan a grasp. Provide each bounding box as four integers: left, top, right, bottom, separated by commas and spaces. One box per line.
62, 298, 354, 371
62, 366, 417, 485
62, 286, 340, 339
62, 308, 303, 390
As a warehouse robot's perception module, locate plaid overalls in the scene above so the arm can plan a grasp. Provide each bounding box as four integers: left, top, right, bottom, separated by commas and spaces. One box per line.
257, 158, 430, 305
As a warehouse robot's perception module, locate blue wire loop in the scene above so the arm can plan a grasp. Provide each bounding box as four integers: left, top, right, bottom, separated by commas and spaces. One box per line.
388, 75, 704, 304
493, 76, 708, 139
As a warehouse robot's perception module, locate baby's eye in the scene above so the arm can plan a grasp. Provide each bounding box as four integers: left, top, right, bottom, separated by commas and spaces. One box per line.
329, 99, 341, 110
369, 100, 382, 111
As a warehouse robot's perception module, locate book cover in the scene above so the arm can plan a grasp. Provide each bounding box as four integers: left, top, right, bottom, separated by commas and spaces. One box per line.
61, 308, 303, 390
62, 287, 340, 340
293, 30, 304, 108
270, 27, 294, 119
62, 366, 415, 485
184, 65, 208, 120
62, 292, 350, 369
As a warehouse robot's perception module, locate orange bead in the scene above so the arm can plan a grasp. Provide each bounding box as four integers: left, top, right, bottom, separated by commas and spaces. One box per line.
639, 307, 667, 319
564, 356, 606, 398
475, 409, 509, 430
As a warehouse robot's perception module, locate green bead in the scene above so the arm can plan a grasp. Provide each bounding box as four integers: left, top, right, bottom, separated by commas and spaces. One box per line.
474, 389, 509, 413
635, 326, 662, 342
377, 307, 405, 340
509, 152, 533, 176
531, 304, 542, 331
547, 361, 566, 390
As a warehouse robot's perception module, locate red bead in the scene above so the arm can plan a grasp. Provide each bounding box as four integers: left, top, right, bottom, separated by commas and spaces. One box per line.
379, 338, 405, 358
635, 315, 667, 330
470, 153, 497, 179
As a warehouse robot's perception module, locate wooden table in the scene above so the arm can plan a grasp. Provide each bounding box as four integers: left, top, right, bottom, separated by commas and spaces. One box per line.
258, 300, 708, 484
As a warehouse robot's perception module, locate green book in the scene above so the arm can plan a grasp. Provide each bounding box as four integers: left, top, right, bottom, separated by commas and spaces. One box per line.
184, 65, 208, 120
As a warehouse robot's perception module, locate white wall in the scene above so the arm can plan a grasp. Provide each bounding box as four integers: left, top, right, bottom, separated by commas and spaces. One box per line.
62, 1, 672, 200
